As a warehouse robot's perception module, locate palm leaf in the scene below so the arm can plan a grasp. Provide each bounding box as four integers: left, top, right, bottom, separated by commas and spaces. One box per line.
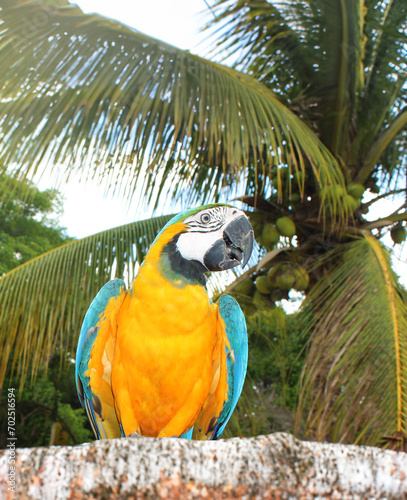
353, 0, 407, 180
209, 0, 366, 152
207, 0, 316, 99
314, 0, 366, 156
211, 0, 407, 185
0, 214, 172, 389
296, 233, 407, 446
0, 0, 344, 209
360, 0, 407, 131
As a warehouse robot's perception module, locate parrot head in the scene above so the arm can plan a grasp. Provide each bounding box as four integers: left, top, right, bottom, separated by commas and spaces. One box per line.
158, 204, 254, 283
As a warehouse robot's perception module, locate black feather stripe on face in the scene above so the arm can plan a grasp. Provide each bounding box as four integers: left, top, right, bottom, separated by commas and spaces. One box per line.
184, 206, 228, 233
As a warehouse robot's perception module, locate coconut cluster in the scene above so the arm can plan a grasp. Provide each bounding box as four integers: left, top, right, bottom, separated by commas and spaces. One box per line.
231, 261, 310, 316
256, 217, 296, 250
319, 182, 366, 213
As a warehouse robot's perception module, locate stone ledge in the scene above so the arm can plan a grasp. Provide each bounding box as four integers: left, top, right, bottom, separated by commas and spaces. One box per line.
1, 433, 406, 499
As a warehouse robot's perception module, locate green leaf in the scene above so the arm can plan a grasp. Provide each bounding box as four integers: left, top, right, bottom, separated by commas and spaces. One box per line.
209, 0, 366, 153
352, 0, 407, 178
210, 0, 407, 186
206, 0, 315, 99
296, 233, 407, 446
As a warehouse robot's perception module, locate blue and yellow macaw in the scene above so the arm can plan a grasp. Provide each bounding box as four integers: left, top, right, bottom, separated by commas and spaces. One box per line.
75, 204, 254, 440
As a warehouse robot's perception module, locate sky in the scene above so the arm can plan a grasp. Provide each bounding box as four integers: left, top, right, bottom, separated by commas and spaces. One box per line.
77, 0, 211, 52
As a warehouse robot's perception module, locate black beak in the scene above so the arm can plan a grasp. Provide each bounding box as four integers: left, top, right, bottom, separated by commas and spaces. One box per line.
203, 215, 254, 271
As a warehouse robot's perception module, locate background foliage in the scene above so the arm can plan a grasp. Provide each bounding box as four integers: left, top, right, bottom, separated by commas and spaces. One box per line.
0, 169, 71, 275
0, 175, 92, 447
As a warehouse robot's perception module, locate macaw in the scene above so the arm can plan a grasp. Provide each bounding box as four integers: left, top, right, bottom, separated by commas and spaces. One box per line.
75, 204, 254, 440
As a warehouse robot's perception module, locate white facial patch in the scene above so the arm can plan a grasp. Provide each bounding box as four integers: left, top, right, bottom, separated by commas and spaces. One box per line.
176, 227, 224, 267
175, 206, 246, 266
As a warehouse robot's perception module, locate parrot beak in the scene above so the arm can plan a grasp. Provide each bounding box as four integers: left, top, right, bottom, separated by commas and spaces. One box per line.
224, 215, 254, 268
203, 214, 254, 271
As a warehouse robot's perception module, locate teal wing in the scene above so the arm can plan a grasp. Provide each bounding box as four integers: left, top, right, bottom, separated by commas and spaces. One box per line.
75, 279, 126, 440
212, 294, 248, 439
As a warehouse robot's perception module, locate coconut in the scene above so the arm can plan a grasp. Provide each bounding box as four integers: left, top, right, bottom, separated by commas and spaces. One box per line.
253, 290, 272, 309
347, 183, 365, 199
276, 216, 296, 238
249, 218, 263, 238
391, 224, 407, 244
342, 194, 360, 212
275, 272, 296, 290
294, 267, 309, 291
255, 275, 272, 295
267, 266, 279, 286
261, 223, 280, 248
319, 184, 345, 200
269, 306, 286, 330
267, 263, 288, 285
235, 278, 254, 296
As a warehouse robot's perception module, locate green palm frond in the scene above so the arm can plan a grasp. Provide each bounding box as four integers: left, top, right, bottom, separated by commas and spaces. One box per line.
211, 0, 407, 184
0, 214, 172, 389
315, 0, 366, 156
207, 0, 315, 98
0, 0, 344, 209
353, 0, 407, 179
296, 233, 407, 446
356, 106, 407, 185
359, 0, 407, 131
210, 0, 367, 153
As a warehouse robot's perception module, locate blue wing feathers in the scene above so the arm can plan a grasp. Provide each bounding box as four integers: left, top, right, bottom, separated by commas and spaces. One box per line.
75, 279, 126, 409
212, 294, 248, 439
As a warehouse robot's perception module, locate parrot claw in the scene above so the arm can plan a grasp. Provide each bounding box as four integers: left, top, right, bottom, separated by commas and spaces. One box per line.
128, 431, 142, 438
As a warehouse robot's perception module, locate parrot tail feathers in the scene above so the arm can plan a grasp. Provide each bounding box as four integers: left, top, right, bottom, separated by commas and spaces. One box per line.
179, 427, 194, 439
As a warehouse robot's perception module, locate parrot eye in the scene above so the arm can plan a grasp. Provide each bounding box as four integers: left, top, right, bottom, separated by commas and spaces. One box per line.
200, 213, 211, 224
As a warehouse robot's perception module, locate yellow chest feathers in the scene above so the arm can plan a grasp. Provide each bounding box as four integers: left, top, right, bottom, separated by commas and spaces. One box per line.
110, 261, 224, 437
